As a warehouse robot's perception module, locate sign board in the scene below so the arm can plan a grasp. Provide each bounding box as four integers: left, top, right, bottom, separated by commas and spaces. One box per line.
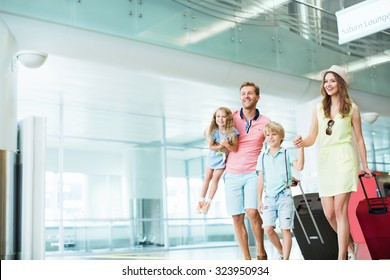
336, 0, 390, 44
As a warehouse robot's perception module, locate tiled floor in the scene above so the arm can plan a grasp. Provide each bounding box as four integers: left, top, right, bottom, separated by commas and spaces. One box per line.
51, 237, 373, 260
74, 240, 301, 260
62, 239, 369, 260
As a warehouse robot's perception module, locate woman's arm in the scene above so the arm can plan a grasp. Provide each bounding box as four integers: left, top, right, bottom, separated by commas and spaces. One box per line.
293, 107, 318, 148
302, 107, 319, 147
352, 105, 372, 175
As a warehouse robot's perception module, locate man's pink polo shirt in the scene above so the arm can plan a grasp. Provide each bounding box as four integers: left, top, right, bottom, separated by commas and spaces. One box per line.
225, 109, 270, 174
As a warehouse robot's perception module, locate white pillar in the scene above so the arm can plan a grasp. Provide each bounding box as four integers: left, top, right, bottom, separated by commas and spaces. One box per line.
122, 147, 164, 246
0, 19, 18, 260
0, 20, 18, 153
18, 117, 46, 260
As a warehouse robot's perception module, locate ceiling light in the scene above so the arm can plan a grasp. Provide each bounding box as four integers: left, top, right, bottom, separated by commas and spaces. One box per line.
361, 112, 379, 124
12, 50, 48, 72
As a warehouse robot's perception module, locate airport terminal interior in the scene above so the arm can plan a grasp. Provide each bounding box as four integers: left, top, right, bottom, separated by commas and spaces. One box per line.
0, 0, 389, 260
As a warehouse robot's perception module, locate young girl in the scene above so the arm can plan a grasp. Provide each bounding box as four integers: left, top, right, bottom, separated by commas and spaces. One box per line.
196, 107, 239, 214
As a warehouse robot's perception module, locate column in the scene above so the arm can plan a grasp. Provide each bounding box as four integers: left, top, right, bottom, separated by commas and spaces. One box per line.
122, 146, 164, 247
0, 19, 18, 260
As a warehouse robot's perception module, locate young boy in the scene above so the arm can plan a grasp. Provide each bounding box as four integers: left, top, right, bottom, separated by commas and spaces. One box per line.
257, 121, 304, 260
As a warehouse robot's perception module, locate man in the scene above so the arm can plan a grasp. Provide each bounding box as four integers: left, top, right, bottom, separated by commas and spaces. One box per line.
224, 81, 270, 260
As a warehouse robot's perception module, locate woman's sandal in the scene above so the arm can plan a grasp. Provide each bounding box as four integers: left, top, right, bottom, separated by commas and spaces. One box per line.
347, 243, 359, 260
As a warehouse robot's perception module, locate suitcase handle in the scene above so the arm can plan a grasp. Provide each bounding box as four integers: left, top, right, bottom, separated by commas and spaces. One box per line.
296, 199, 313, 212
358, 172, 388, 214
293, 182, 325, 244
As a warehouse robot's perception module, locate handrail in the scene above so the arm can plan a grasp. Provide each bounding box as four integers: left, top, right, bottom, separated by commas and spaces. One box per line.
173, 0, 389, 58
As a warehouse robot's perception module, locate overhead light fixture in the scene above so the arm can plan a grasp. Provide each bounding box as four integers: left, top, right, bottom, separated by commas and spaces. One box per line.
361, 112, 379, 124
12, 50, 48, 72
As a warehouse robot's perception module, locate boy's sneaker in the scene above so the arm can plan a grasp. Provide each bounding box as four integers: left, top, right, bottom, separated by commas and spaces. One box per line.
275, 252, 283, 260
200, 201, 211, 214
195, 202, 204, 213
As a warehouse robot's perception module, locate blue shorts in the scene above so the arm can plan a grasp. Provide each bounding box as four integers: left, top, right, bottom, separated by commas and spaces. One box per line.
262, 188, 294, 230
223, 172, 258, 216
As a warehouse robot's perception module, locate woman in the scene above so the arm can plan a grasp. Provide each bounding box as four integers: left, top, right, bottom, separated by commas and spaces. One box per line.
293, 65, 372, 260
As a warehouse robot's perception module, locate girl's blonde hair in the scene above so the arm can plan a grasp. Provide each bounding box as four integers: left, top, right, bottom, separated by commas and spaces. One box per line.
264, 121, 285, 143
206, 107, 235, 143
321, 71, 352, 119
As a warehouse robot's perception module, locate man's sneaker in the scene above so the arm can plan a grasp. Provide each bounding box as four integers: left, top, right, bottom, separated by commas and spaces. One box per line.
256, 254, 268, 260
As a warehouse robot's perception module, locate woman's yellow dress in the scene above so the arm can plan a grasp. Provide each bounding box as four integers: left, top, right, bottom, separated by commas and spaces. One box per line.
316, 103, 359, 197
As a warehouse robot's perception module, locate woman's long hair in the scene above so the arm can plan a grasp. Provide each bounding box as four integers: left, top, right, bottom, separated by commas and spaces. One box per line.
206, 107, 235, 143
321, 71, 352, 118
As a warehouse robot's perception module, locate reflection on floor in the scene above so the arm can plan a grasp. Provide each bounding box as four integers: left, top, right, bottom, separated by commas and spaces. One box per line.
78, 239, 302, 260
69, 239, 371, 260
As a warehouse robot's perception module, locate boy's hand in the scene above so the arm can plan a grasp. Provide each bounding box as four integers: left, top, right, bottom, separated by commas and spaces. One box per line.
292, 135, 303, 148
291, 177, 300, 187
257, 201, 263, 214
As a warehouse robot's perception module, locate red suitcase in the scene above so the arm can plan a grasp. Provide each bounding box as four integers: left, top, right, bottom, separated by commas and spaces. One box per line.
356, 173, 390, 260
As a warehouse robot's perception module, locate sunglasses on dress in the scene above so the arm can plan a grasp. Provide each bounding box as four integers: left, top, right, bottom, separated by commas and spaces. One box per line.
326, 120, 335, 135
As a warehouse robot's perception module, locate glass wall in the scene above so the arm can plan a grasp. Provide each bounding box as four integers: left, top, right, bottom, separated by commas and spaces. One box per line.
17, 91, 236, 257
362, 120, 390, 173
